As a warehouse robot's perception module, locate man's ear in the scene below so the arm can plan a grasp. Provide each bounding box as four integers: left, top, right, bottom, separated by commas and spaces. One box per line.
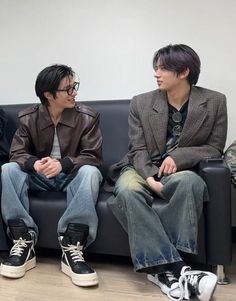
44, 91, 54, 101
180, 68, 190, 79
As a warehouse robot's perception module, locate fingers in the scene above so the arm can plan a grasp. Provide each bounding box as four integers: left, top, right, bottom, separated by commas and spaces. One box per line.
158, 157, 177, 177
36, 158, 62, 178
40, 157, 50, 164
44, 162, 62, 178
33, 160, 44, 173
146, 177, 164, 195
164, 164, 177, 175
158, 163, 165, 178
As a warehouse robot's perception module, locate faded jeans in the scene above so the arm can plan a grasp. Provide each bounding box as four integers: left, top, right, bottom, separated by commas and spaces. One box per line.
107, 166, 208, 272
1, 162, 103, 246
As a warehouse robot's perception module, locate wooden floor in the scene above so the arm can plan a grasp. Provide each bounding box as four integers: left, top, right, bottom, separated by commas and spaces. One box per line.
0, 246, 236, 301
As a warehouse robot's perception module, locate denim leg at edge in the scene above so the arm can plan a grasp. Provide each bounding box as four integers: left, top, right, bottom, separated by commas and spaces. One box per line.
107, 167, 208, 272
58, 165, 103, 247
1, 162, 39, 235
158, 170, 208, 254
107, 167, 183, 272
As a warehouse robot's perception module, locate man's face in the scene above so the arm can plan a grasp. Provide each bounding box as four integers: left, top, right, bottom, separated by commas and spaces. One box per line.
154, 60, 184, 92
50, 76, 78, 109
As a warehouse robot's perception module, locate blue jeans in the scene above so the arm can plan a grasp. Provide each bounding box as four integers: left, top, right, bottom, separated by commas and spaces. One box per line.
1, 162, 103, 246
107, 167, 208, 272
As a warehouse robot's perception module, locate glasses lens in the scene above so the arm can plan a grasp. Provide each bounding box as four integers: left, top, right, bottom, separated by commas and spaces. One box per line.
67, 82, 79, 95
172, 112, 182, 123
173, 125, 182, 136
67, 87, 73, 95
74, 82, 79, 91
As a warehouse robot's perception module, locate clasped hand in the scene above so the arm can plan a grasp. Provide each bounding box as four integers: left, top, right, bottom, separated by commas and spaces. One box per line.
34, 157, 62, 178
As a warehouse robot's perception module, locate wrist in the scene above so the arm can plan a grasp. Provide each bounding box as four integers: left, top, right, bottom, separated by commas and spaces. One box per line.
59, 156, 74, 174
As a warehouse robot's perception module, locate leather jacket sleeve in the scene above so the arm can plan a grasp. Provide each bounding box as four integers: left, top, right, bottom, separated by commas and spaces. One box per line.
10, 124, 38, 171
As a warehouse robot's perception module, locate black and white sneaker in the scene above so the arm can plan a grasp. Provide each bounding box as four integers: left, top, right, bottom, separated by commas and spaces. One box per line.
0, 219, 36, 278
147, 271, 182, 299
59, 223, 98, 287
178, 266, 218, 301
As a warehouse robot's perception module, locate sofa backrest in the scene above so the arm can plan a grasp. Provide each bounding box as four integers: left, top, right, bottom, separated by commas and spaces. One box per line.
1, 100, 130, 176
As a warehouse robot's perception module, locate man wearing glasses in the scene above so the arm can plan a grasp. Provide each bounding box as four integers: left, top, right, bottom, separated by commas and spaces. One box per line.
0, 64, 103, 287
106, 44, 227, 300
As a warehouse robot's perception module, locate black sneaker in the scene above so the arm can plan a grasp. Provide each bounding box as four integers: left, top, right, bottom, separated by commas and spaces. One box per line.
178, 266, 218, 301
59, 223, 98, 287
0, 219, 36, 278
147, 271, 182, 299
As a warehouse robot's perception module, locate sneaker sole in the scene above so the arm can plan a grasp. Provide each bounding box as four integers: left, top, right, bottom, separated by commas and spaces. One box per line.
0, 257, 36, 278
61, 262, 98, 287
147, 274, 181, 298
198, 273, 218, 301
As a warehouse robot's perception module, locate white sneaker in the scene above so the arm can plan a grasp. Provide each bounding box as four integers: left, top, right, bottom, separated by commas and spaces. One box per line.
178, 266, 217, 301
147, 271, 182, 299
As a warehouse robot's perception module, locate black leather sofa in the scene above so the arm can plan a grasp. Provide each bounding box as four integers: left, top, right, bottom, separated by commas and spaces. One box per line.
0, 101, 232, 282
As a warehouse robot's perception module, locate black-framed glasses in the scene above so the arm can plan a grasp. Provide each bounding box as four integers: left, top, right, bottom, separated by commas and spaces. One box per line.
56, 81, 80, 95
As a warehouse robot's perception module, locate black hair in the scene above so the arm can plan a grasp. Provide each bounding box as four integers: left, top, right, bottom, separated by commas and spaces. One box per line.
153, 44, 201, 85
35, 64, 75, 105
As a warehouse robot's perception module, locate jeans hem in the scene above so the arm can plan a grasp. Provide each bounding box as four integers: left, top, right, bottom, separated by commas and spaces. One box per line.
134, 257, 182, 272
176, 244, 198, 255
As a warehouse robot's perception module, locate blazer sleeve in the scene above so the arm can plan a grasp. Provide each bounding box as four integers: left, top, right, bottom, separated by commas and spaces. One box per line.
128, 97, 159, 179
170, 95, 227, 170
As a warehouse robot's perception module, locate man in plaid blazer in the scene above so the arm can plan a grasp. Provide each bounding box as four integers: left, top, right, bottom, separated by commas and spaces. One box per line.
106, 44, 227, 301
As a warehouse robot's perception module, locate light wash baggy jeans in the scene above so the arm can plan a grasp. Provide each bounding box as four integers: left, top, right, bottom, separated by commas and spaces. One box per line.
107, 166, 209, 272
1, 162, 103, 247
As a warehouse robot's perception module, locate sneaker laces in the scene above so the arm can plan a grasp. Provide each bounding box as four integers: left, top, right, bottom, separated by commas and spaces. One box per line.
172, 267, 204, 301
10, 238, 31, 257
167, 266, 196, 301
62, 242, 85, 263
162, 271, 183, 301
165, 271, 178, 285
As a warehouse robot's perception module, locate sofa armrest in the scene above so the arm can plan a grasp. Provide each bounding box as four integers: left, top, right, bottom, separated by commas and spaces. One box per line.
198, 159, 232, 265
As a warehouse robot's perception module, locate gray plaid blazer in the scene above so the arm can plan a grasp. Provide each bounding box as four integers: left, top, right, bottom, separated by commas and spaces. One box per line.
104, 86, 227, 191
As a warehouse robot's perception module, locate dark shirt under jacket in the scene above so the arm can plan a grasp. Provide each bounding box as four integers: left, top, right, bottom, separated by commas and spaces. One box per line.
164, 101, 189, 159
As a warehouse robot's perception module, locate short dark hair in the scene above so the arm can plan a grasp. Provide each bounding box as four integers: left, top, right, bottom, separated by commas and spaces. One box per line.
153, 44, 201, 85
35, 64, 75, 105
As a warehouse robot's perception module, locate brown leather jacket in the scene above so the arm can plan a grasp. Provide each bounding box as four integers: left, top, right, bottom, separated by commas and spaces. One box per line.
10, 103, 103, 173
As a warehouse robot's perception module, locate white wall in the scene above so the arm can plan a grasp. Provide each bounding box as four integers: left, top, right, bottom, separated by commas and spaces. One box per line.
0, 0, 235, 147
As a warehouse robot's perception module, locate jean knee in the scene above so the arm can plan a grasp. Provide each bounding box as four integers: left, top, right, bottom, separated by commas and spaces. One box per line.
115, 176, 145, 203
173, 171, 203, 186
78, 165, 102, 182
169, 171, 208, 203
1, 162, 21, 176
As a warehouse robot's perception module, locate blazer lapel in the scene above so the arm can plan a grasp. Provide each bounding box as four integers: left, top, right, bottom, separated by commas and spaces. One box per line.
179, 87, 208, 146
148, 90, 168, 154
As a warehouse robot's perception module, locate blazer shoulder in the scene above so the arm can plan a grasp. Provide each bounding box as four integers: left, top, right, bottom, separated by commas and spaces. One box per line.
131, 89, 160, 107
194, 86, 226, 100
75, 103, 98, 118
133, 89, 158, 101
18, 104, 40, 118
